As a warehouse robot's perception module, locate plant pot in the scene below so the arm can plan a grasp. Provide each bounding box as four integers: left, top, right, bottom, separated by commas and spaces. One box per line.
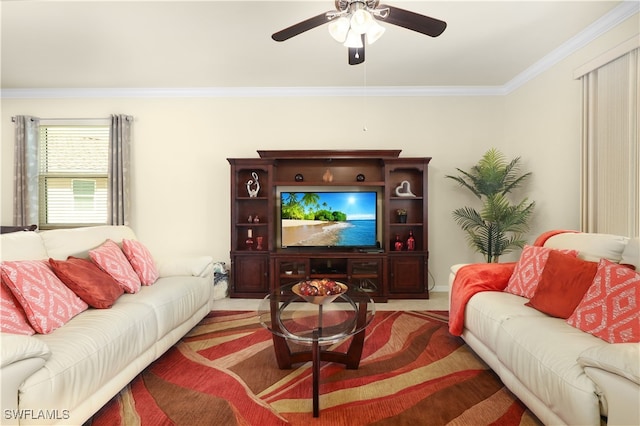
397, 214, 407, 223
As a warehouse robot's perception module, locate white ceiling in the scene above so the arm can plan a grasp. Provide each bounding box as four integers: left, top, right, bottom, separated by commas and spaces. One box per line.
0, 1, 633, 91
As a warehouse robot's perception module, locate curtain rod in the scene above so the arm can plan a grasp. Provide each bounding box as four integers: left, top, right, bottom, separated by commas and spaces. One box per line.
11, 116, 132, 122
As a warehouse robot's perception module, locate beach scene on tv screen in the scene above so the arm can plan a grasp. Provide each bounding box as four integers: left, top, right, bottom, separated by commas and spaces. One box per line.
281, 192, 377, 247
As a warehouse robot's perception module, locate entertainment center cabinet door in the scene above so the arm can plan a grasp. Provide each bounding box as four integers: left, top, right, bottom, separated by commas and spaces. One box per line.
388, 255, 428, 297
231, 255, 269, 297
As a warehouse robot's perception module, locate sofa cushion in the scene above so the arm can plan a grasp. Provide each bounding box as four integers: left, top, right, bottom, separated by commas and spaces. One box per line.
1, 260, 88, 334
1, 281, 35, 335
496, 316, 606, 425
543, 232, 629, 263
567, 259, 640, 343
526, 251, 599, 319
620, 237, 639, 270
463, 291, 547, 352
0, 231, 48, 261
504, 245, 577, 298
90, 240, 141, 294
122, 239, 159, 285
49, 257, 124, 309
40, 225, 137, 260
130, 275, 211, 338
19, 297, 160, 417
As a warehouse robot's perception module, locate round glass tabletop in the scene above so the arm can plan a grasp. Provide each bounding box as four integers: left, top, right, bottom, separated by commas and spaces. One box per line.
258, 282, 376, 346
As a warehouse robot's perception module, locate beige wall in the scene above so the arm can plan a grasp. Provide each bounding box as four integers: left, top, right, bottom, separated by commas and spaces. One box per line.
1, 13, 637, 291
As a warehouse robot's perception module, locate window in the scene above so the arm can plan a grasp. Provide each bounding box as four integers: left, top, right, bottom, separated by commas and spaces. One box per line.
38, 122, 110, 228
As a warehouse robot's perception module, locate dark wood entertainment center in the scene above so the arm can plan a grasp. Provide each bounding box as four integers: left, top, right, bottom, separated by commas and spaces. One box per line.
227, 150, 431, 301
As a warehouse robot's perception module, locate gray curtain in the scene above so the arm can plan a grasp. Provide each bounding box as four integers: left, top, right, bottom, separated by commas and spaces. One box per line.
108, 114, 132, 225
13, 116, 40, 226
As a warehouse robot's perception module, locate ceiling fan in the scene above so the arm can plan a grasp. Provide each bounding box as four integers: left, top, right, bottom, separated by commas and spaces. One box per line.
272, 0, 447, 65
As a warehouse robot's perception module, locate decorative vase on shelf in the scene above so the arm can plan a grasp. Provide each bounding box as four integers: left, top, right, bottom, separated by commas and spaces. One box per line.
406, 230, 415, 251
394, 234, 404, 251
255, 236, 264, 250
396, 209, 408, 223
245, 229, 254, 250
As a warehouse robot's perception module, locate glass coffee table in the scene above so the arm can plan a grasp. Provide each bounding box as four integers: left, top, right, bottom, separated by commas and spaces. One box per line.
258, 282, 375, 417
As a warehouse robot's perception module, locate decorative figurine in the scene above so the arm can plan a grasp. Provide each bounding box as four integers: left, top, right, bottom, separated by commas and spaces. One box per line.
246, 171, 260, 197
323, 169, 333, 182
395, 180, 416, 197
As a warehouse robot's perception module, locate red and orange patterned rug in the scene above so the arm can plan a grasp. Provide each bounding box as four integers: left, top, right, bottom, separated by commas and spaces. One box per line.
89, 310, 541, 425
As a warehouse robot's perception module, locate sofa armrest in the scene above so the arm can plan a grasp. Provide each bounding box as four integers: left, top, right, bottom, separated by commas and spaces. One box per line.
156, 256, 214, 278
447, 263, 470, 310
1, 334, 50, 369
579, 343, 640, 425
578, 343, 640, 385
1, 334, 50, 422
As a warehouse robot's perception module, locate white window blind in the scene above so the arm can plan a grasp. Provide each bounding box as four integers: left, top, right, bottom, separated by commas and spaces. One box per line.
38, 124, 110, 228
580, 47, 639, 237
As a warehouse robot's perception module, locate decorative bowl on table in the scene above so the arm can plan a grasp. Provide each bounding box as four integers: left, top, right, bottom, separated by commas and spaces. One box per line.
292, 279, 348, 305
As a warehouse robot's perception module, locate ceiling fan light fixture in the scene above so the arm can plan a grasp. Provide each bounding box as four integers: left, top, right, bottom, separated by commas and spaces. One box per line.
343, 29, 363, 48
366, 19, 385, 44
328, 16, 350, 42
350, 9, 373, 34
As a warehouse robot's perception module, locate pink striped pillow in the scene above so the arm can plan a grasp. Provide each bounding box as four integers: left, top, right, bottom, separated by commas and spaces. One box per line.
1, 260, 88, 334
90, 240, 141, 293
122, 239, 159, 285
0, 280, 35, 335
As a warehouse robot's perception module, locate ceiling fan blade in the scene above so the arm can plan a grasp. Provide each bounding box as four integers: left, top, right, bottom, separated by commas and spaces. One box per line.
378, 4, 447, 37
272, 12, 332, 42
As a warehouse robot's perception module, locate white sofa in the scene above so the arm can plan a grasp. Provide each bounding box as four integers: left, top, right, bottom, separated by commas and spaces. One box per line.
0, 226, 218, 425
448, 232, 640, 426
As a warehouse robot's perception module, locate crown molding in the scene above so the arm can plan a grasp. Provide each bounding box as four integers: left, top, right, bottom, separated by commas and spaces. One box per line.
0, 86, 507, 98
1, 1, 637, 100
502, 0, 639, 94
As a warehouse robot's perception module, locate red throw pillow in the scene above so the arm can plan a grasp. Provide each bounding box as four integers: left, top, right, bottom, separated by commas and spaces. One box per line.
526, 251, 599, 318
504, 245, 579, 298
89, 240, 141, 293
567, 259, 640, 343
1, 260, 88, 334
121, 239, 159, 285
49, 257, 124, 309
0, 280, 35, 335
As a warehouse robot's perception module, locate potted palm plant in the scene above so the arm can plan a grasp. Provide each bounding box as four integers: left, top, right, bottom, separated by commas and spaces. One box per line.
446, 148, 536, 263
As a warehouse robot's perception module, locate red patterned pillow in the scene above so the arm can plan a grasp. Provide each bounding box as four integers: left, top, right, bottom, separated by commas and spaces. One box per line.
0, 280, 35, 335
121, 239, 159, 285
567, 259, 640, 343
526, 251, 599, 319
1, 260, 88, 334
89, 240, 141, 293
49, 257, 124, 309
504, 245, 578, 298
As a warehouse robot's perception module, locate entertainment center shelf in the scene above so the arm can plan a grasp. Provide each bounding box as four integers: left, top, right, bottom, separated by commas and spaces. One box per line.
228, 150, 431, 301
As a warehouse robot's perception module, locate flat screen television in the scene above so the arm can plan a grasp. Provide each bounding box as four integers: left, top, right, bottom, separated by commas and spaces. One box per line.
279, 189, 379, 249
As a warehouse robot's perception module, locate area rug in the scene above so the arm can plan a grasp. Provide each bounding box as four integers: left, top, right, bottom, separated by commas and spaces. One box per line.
88, 310, 541, 425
